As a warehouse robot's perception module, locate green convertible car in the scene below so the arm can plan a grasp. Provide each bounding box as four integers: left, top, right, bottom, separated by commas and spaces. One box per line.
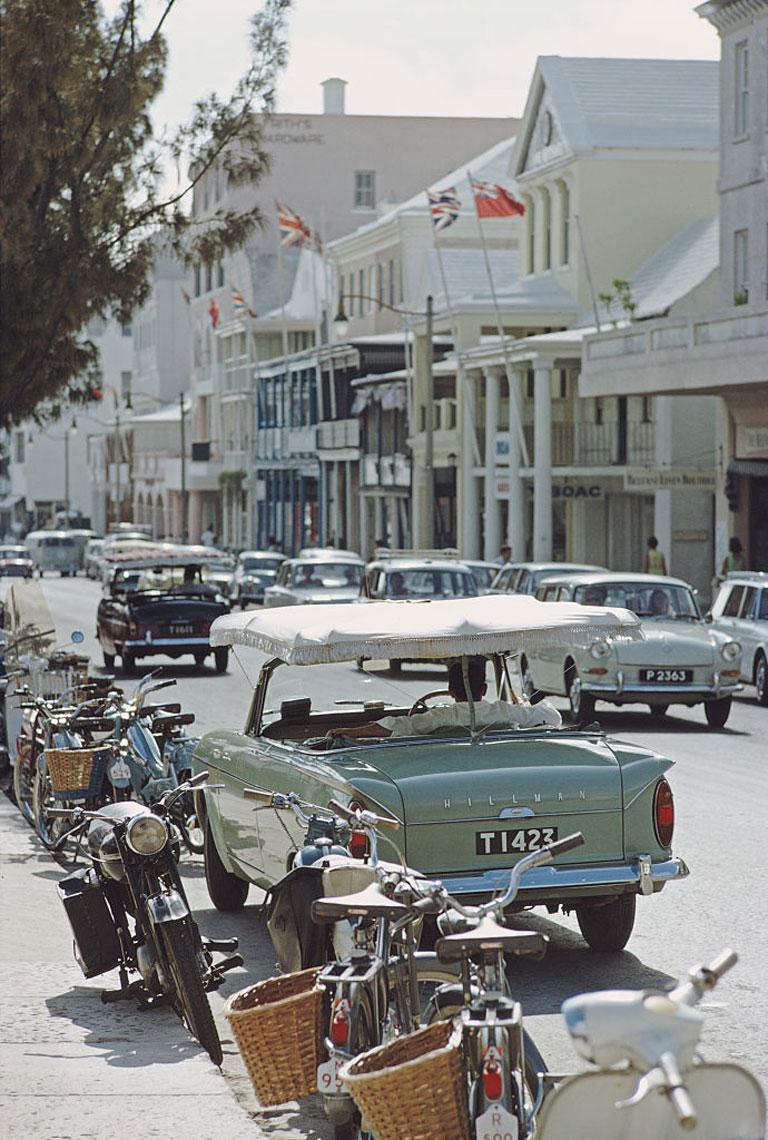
194, 595, 689, 951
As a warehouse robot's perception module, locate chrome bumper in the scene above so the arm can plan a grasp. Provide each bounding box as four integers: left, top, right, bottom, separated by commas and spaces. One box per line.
125, 637, 210, 648
439, 856, 689, 900
583, 668, 742, 700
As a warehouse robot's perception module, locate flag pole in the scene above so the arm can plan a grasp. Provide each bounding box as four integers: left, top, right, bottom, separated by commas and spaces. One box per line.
468, 170, 530, 468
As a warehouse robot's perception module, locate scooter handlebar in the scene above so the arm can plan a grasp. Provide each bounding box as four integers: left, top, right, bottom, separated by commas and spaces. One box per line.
706, 948, 737, 980
327, 797, 400, 830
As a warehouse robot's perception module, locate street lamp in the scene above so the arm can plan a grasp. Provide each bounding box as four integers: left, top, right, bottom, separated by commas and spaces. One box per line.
63, 419, 77, 526
333, 289, 435, 547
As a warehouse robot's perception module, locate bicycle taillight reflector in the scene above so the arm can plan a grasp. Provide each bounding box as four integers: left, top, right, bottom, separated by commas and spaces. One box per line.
653, 777, 675, 847
482, 1056, 503, 1101
348, 829, 369, 859
331, 1000, 350, 1046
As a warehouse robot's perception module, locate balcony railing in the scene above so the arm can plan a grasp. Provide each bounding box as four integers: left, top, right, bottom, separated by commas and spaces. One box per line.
514, 421, 655, 467
317, 419, 360, 450
360, 452, 411, 488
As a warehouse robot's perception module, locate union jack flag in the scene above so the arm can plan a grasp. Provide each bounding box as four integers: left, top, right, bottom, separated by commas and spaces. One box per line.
469, 177, 526, 218
276, 200, 312, 248
428, 187, 461, 231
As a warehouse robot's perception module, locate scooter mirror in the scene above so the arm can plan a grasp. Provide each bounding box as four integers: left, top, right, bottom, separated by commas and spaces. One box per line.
71, 630, 85, 644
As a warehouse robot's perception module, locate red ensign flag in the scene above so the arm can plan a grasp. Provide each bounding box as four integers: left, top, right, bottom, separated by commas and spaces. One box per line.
470, 177, 526, 218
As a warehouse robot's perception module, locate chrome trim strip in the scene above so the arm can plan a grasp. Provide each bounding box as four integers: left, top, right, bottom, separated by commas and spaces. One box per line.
582, 682, 742, 695
438, 856, 690, 897
125, 638, 211, 647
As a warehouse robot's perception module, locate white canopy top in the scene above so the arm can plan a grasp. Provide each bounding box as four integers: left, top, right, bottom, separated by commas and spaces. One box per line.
210, 595, 641, 666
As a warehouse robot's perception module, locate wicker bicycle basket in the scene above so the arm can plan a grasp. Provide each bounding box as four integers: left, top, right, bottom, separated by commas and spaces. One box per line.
45, 748, 108, 800
225, 967, 325, 1105
339, 1019, 470, 1140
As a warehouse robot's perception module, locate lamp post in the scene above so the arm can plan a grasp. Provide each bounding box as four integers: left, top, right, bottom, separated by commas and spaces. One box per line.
63, 419, 77, 526
179, 391, 188, 541
334, 289, 435, 548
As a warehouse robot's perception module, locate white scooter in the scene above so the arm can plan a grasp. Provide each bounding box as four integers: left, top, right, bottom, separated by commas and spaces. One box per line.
535, 949, 765, 1139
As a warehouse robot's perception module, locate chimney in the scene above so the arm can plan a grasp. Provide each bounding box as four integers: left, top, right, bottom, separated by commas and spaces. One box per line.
321, 77, 347, 115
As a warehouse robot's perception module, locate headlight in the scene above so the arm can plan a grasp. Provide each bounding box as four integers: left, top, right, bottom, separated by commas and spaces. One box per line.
125, 814, 167, 856
590, 640, 612, 659
720, 640, 740, 661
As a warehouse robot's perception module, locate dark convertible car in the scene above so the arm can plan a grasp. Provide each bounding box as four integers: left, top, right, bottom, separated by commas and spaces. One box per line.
96, 546, 231, 674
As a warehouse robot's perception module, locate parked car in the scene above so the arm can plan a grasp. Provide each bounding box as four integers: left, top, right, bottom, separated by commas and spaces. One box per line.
231, 551, 285, 608
524, 572, 742, 728
84, 538, 105, 579
491, 561, 607, 596
263, 552, 364, 608
25, 530, 81, 576
195, 595, 689, 952
465, 560, 501, 594
709, 571, 768, 705
363, 553, 479, 601
96, 548, 231, 674
0, 557, 34, 579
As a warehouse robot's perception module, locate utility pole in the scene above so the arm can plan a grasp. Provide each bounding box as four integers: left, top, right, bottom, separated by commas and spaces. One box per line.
424, 294, 434, 548
180, 391, 188, 541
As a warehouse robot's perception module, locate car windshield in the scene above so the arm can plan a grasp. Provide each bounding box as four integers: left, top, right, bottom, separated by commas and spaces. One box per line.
469, 566, 496, 590
242, 557, 282, 572
759, 592, 768, 620
115, 565, 209, 593
573, 581, 700, 620
292, 563, 363, 587
386, 569, 477, 599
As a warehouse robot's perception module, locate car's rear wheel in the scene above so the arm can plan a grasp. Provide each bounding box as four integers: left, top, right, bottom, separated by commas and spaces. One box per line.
204, 820, 249, 911
704, 696, 731, 729
576, 894, 636, 951
755, 654, 768, 706
213, 647, 229, 673
566, 665, 595, 723
648, 703, 669, 718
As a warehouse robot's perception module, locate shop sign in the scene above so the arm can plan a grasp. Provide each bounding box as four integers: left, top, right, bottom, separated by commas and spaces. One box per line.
495, 479, 603, 500
735, 425, 768, 459
623, 469, 716, 492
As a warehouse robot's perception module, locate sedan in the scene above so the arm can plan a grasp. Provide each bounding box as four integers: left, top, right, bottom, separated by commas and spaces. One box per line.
231, 551, 285, 608
523, 573, 742, 728
709, 571, 768, 705
491, 562, 607, 595
263, 555, 363, 608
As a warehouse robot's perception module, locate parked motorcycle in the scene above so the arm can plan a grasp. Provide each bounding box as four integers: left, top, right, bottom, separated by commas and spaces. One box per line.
533, 949, 765, 1139
51, 772, 242, 1065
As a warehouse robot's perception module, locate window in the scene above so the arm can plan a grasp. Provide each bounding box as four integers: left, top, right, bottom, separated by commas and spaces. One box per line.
121, 320, 132, 337
560, 182, 570, 265
527, 199, 535, 273
740, 586, 756, 619
642, 395, 652, 423
542, 187, 551, 270
120, 371, 132, 397
217, 261, 224, 288
377, 263, 384, 306
723, 585, 744, 617
205, 263, 213, 292
14, 430, 24, 465
595, 398, 604, 426
194, 264, 201, 297
735, 40, 749, 137
354, 170, 376, 209
734, 229, 749, 303
388, 259, 395, 307
358, 268, 364, 315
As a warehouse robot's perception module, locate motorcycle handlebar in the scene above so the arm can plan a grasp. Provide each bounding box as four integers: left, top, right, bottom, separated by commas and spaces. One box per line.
151, 711, 195, 730
69, 717, 116, 732
327, 797, 400, 831
243, 788, 274, 804
706, 948, 738, 980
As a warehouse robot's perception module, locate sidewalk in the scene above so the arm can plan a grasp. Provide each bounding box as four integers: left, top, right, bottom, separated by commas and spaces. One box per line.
0, 794, 265, 1140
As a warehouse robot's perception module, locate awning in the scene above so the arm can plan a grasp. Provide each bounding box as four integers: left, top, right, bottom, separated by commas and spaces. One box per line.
728, 459, 768, 478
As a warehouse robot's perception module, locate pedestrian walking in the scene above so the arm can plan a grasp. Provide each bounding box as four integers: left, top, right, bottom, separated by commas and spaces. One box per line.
643, 536, 667, 575
721, 536, 746, 576
201, 526, 214, 547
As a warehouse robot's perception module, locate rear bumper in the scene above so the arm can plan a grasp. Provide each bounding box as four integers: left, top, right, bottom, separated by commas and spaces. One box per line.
124, 637, 210, 651
439, 855, 689, 903
583, 669, 742, 703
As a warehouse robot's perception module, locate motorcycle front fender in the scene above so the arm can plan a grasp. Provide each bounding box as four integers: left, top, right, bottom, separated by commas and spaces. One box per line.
146, 888, 189, 926
534, 1063, 765, 1140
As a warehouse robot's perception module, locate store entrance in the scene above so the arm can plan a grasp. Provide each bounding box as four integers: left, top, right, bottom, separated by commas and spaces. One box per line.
749, 476, 768, 570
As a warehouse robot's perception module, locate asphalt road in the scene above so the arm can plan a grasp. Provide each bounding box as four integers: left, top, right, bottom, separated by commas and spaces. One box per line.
4, 574, 766, 1135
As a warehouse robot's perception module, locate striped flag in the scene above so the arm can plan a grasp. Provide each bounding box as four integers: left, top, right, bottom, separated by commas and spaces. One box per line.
428, 187, 461, 231
470, 177, 525, 218
277, 200, 312, 248
231, 287, 246, 314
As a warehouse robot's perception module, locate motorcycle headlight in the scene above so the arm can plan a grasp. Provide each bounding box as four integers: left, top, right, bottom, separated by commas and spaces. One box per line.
590, 640, 612, 659
125, 814, 167, 856
720, 640, 740, 661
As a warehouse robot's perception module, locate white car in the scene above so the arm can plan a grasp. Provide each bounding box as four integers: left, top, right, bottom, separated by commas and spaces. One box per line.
523, 572, 742, 728
709, 571, 768, 706
231, 550, 285, 608
263, 552, 364, 608
491, 561, 606, 595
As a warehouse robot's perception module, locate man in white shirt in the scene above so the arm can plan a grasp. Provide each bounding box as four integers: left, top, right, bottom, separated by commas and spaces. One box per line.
339, 657, 561, 739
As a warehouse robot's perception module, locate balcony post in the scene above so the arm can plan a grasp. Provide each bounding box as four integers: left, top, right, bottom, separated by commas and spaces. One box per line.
483, 366, 501, 560
533, 363, 553, 560
458, 363, 481, 559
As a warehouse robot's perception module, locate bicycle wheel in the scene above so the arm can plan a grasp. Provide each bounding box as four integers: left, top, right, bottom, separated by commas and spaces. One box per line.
32, 760, 69, 849
330, 986, 377, 1140
158, 918, 222, 1065
13, 754, 35, 827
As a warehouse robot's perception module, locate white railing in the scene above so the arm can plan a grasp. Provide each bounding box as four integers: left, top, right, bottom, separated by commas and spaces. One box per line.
585, 311, 768, 362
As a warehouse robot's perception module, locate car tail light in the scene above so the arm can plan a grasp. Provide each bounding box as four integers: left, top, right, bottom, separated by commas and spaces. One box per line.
128, 621, 139, 637
653, 778, 675, 847
482, 1052, 503, 1101
348, 829, 369, 859
348, 799, 365, 815
330, 999, 350, 1046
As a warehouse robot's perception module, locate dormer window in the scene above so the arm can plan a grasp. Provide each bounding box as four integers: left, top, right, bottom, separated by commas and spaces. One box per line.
734, 41, 749, 137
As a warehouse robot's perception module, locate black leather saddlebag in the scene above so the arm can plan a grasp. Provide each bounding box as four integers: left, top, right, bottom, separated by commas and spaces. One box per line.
57, 867, 121, 978
265, 866, 333, 974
